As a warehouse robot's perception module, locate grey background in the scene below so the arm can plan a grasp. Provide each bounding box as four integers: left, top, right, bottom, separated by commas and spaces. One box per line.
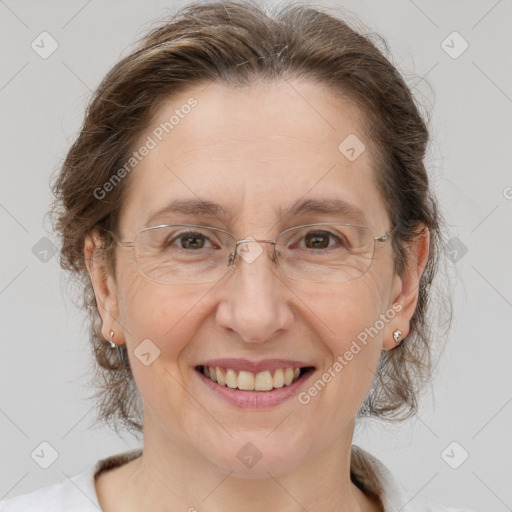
0, 0, 511, 510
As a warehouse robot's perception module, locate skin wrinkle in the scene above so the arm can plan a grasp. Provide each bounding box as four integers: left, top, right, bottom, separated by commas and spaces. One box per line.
87, 79, 427, 512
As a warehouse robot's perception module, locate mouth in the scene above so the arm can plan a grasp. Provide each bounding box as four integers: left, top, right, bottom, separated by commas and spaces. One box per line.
195, 364, 315, 392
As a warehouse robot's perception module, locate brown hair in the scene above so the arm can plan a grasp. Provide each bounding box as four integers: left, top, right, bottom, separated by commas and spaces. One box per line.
51, 0, 448, 442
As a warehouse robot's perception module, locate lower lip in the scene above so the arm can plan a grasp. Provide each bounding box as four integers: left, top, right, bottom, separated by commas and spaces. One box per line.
196, 369, 314, 408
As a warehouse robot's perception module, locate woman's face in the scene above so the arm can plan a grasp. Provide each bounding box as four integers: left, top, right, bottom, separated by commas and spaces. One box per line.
89, 79, 417, 476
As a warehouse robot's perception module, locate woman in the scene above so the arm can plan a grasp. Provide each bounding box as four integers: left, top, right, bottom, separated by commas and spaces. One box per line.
0, 1, 474, 511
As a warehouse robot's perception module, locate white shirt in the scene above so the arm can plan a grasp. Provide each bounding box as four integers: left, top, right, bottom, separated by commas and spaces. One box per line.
0, 446, 476, 511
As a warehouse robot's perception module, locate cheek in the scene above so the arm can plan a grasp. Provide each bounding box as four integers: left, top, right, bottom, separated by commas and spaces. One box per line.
116, 265, 221, 401
115, 276, 210, 426
292, 275, 391, 420
297, 270, 390, 351
118, 275, 204, 358
331, 273, 393, 372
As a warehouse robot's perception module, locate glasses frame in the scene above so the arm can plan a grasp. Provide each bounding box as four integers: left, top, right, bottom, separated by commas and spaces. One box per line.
110, 222, 395, 285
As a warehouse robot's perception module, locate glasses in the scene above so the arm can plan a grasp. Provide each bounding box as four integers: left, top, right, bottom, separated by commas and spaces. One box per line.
110, 223, 393, 285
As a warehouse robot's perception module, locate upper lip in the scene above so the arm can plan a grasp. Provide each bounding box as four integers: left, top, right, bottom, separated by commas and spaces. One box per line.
197, 358, 315, 373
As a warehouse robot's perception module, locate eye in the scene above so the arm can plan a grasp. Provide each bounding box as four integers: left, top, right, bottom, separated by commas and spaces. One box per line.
298, 230, 347, 250
167, 231, 214, 250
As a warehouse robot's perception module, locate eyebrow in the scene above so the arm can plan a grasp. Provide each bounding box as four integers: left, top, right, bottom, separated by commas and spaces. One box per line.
144, 197, 366, 226
285, 198, 366, 223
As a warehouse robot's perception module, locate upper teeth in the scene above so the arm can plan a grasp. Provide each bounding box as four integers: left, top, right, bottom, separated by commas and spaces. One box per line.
202, 366, 301, 391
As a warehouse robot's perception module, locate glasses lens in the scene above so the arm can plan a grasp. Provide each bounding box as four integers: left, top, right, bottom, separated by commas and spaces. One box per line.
134, 225, 235, 284
276, 224, 375, 282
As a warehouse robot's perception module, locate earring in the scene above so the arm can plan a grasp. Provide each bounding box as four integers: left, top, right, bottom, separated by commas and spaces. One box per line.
393, 329, 402, 345
108, 329, 117, 349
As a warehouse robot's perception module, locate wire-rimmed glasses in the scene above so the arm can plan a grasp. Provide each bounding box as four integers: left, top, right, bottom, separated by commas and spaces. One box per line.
109, 222, 394, 285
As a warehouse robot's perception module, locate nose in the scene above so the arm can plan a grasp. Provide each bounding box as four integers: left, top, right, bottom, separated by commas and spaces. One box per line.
215, 239, 294, 343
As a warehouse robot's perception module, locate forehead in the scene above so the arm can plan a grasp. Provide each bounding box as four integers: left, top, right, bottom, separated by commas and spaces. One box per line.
118, 79, 389, 235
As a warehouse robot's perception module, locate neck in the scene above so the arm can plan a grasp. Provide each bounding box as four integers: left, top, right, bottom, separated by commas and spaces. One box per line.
111, 420, 378, 512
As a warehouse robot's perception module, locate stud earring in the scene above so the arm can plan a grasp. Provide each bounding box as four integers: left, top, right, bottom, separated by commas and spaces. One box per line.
108, 329, 117, 349
393, 329, 402, 345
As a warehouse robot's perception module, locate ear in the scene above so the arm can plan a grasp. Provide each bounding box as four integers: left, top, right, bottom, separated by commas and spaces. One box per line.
382, 226, 430, 350
84, 231, 124, 345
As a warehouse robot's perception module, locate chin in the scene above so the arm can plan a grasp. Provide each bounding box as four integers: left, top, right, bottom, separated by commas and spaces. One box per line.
196, 431, 312, 478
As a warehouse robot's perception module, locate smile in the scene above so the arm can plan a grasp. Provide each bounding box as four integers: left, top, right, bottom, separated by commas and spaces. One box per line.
197, 365, 311, 391
194, 358, 316, 408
